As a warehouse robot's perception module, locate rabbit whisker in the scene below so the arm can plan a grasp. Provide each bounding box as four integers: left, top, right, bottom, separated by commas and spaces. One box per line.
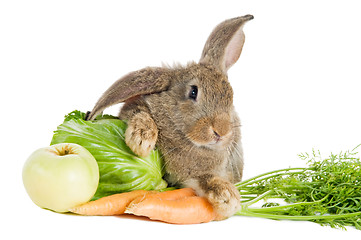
226, 139, 243, 181
232, 139, 243, 159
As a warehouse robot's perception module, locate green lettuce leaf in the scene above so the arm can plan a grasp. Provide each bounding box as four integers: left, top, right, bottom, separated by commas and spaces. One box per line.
51, 110, 167, 200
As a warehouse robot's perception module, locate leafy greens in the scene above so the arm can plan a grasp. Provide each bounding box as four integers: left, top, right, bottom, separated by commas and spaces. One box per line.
51, 110, 167, 200
236, 145, 361, 230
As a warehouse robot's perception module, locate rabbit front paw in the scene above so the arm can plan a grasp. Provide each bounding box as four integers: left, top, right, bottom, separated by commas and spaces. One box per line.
125, 112, 158, 157
202, 176, 241, 220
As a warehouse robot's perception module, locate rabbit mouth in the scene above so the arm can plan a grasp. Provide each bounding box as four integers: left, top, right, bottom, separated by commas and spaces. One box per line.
187, 128, 233, 150
208, 131, 233, 149
185, 114, 233, 149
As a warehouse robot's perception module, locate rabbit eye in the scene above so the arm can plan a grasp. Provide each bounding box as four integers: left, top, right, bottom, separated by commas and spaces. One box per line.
188, 85, 198, 100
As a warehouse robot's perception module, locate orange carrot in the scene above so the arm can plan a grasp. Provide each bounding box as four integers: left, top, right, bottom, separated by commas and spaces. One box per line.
69, 189, 150, 216
154, 187, 196, 199
128, 188, 197, 210
138, 188, 196, 201
125, 196, 217, 224
70, 188, 216, 224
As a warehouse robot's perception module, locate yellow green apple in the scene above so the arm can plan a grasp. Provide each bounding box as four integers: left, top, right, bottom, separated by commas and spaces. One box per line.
22, 143, 99, 212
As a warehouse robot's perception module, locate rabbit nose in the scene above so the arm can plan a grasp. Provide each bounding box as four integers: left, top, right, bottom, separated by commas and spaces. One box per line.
213, 130, 221, 142
212, 128, 231, 143
211, 113, 232, 138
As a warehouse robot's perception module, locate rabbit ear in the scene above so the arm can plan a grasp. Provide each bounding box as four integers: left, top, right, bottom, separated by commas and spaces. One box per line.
199, 15, 253, 73
86, 67, 170, 120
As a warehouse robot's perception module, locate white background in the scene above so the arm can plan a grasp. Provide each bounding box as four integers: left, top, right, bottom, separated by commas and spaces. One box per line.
1, 0, 360, 239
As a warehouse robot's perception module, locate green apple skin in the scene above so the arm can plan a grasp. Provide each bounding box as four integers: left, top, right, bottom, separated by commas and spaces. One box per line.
22, 143, 99, 212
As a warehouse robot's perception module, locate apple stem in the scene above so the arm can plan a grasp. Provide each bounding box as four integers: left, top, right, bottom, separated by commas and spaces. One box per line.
57, 145, 74, 156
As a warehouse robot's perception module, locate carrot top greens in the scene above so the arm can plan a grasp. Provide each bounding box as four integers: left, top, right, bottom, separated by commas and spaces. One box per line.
236, 145, 361, 230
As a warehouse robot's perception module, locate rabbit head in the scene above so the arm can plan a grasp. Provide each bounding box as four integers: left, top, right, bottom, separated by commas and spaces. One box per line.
149, 63, 235, 150
86, 15, 253, 219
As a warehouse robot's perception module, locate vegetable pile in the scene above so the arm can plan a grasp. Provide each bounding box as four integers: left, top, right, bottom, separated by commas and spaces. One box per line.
26, 110, 361, 229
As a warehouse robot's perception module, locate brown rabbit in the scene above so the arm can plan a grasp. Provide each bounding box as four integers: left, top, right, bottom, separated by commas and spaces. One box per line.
86, 15, 253, 219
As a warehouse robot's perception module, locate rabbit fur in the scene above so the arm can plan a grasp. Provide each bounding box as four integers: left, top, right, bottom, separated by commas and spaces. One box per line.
86, 15, 254, 219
